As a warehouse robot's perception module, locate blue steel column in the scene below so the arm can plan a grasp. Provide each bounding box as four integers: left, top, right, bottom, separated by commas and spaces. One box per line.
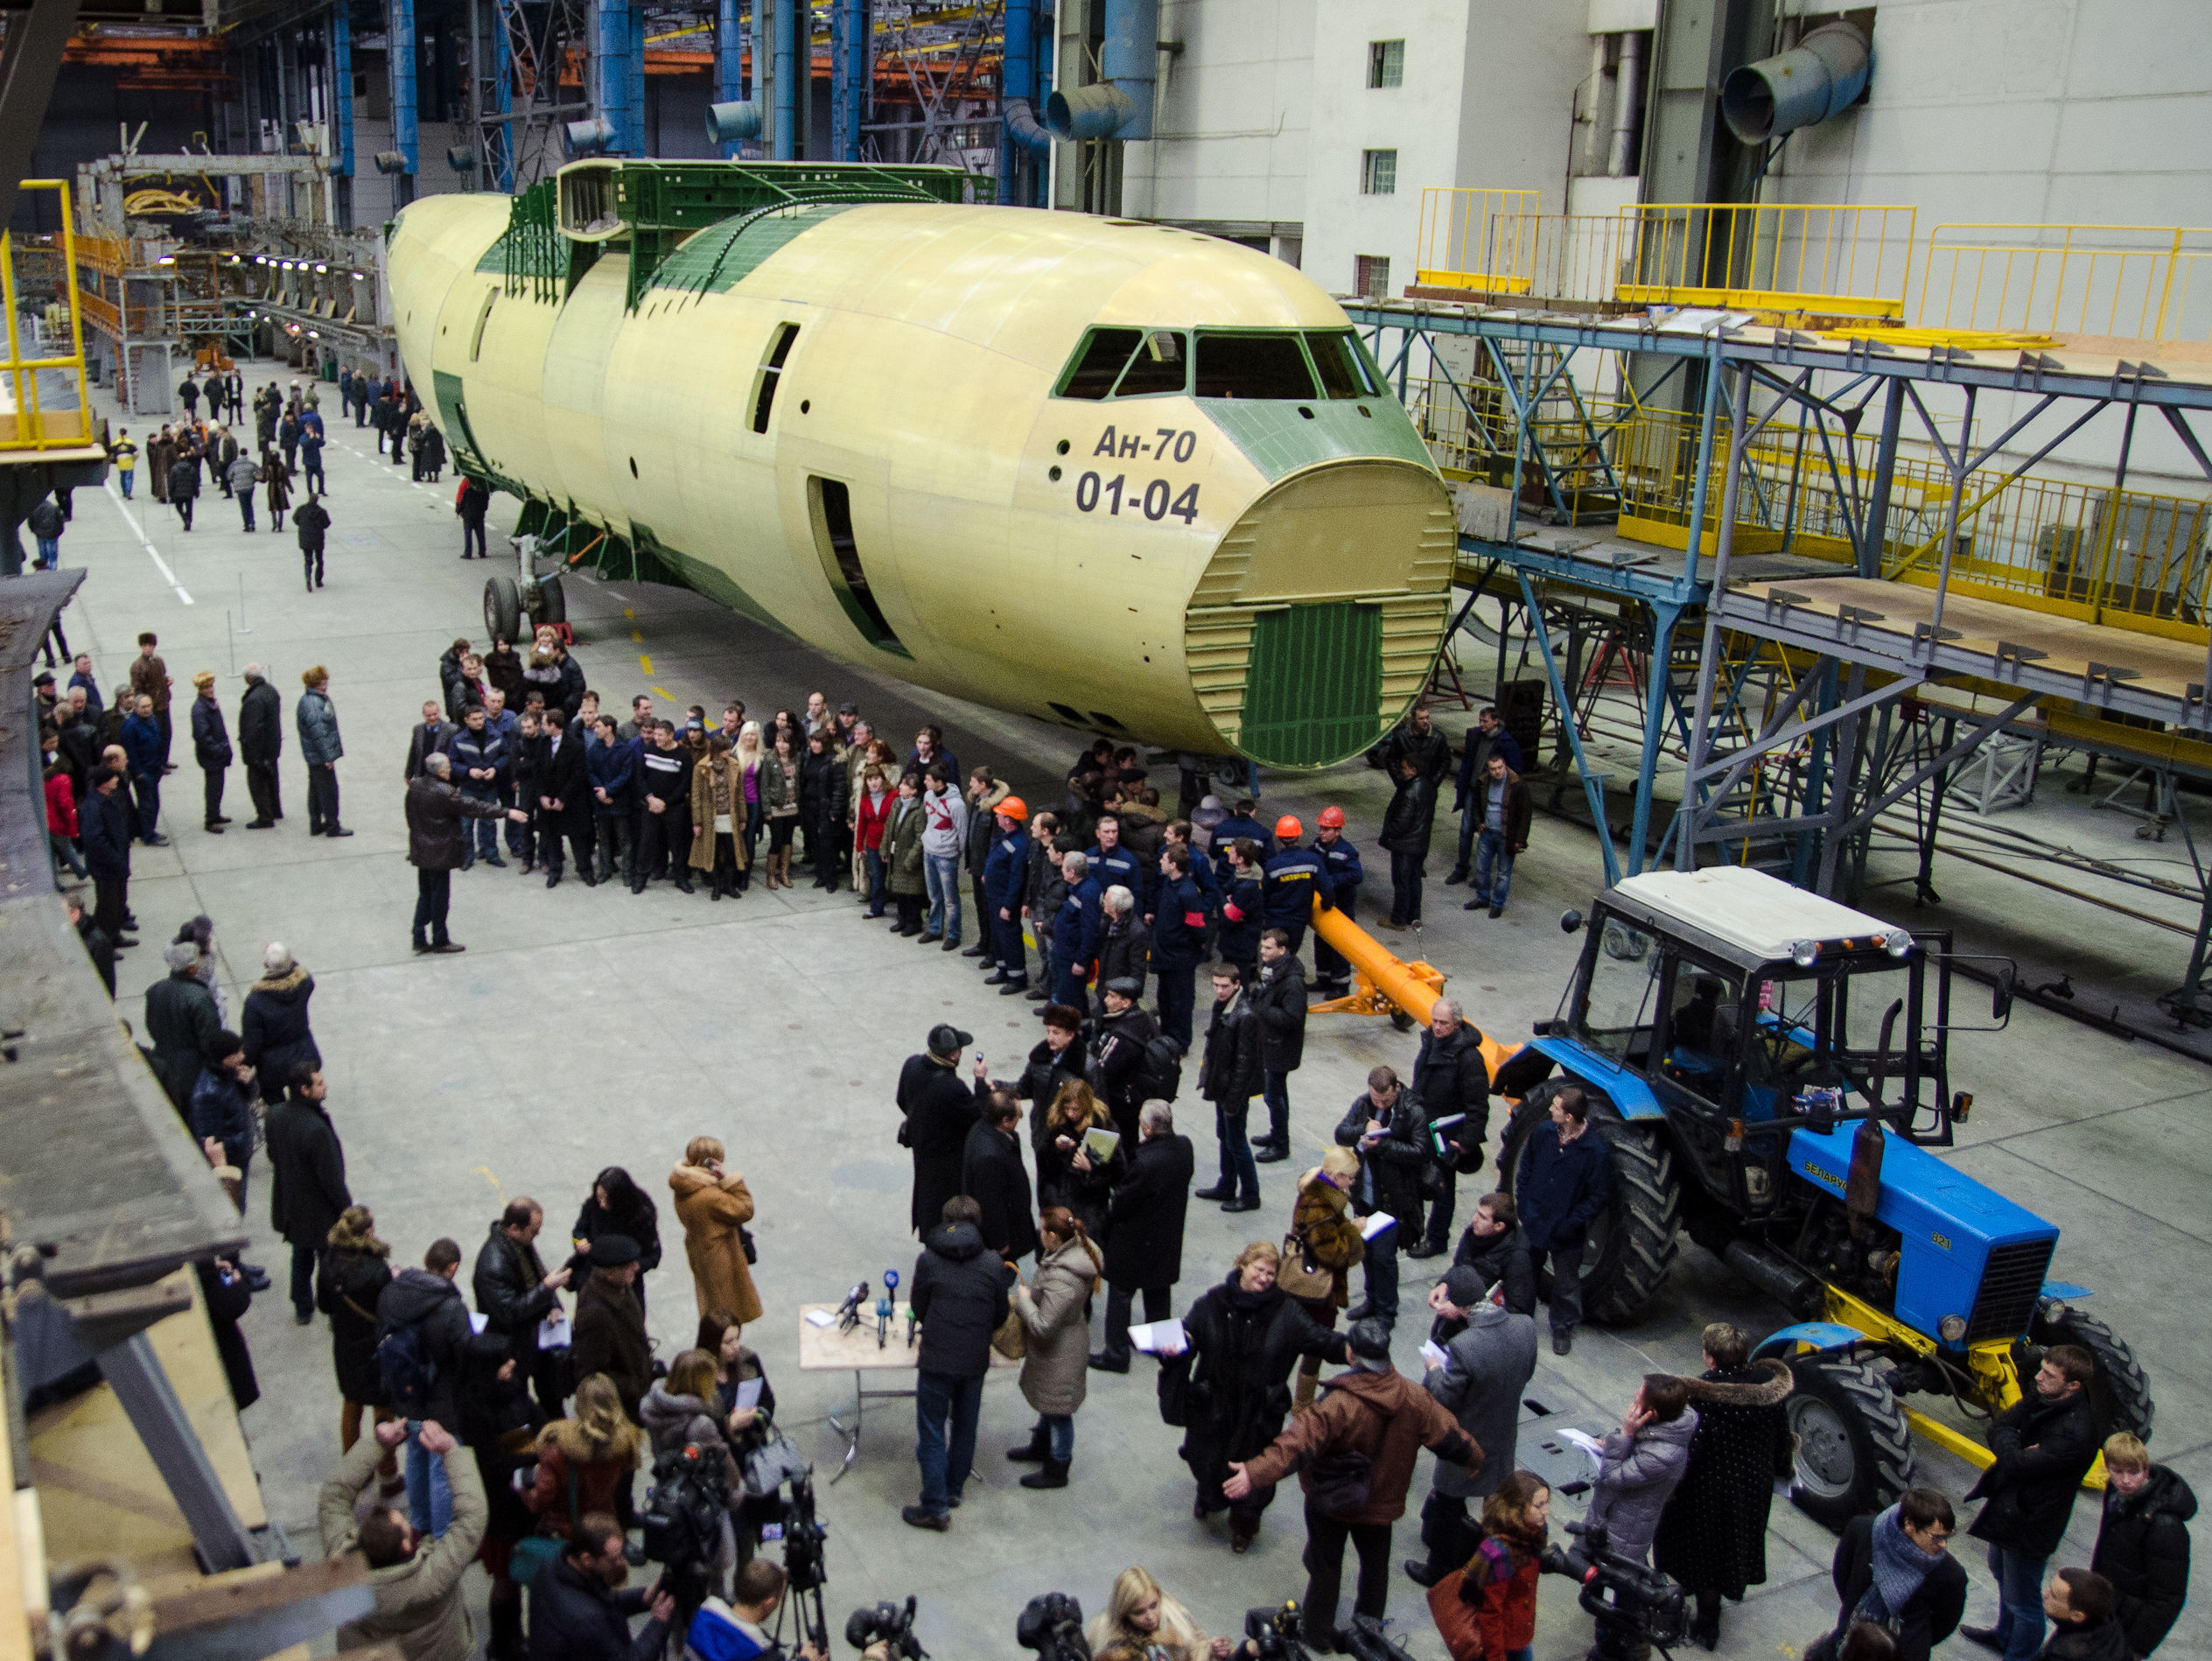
716, 0, 745, 155
772, 0, 797, 158
388, 0, 418, 205
1517, 571, 1623, 887
1628, 598, 1686, 876
598, 0, 640, 154
332, 4, 355, 221
493, 1, 514, 188
830, 0, 864, 161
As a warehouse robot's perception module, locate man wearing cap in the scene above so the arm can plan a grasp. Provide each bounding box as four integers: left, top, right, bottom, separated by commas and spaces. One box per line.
1261, 817, 1333, 959
983, 796, 1032, 994
1407, 1265, 1540, 1587
570, 1233, 651, 1421
190, 670, 234, 833
1088, 978, 1158, 1147
1226, 1315, 1480, 1653
1312, 808, 1364, 998
896, 1026, 989, 1237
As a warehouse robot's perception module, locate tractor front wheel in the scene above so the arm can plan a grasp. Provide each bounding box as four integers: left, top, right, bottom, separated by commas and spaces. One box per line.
1787, 1351, 1917, 1530
2030, 1305, 2154, 1440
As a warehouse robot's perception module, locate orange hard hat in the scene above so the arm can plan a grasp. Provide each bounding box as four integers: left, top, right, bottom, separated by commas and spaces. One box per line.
997, 796, 1028, 821
1274, 814, 1304, 840
1317, 805, 1346, 829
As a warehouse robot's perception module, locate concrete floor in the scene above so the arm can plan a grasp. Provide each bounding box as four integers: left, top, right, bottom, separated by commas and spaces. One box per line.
62, 369, 2212, 1659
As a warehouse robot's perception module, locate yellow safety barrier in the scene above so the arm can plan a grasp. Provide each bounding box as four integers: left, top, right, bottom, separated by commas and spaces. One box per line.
1918, 222, 2212, 344
0, 181, 93, 452
1414, 187, 1541, 293
1617, 201, 1916, 320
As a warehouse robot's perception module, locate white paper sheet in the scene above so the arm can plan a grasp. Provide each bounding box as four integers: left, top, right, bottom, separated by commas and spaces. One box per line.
804, 1308, 837, 1328
469, 1312, 489, 1335
733, 1376, 765, 1410
1419, 1339, 1450, 1373
1127, 1318, 1186, 1355
537, 1307, 571, 1349
1361, 1212, 1397, 1241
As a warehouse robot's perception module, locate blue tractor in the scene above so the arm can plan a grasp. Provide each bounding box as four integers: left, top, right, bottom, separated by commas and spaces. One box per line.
1495, 866, 2152, 1525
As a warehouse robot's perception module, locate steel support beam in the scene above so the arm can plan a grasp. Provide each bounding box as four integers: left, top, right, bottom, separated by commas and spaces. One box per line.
1517, 570, 1621, 886
388, 0, 418, 204
98, 1330, 257, 1572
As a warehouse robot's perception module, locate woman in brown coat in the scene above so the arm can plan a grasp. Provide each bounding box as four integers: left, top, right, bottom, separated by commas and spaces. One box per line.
525, 1371, 644, 1537
1288, 1147, 1365, 1410
670, 1136, 762, 1323
688, 735, 748, 900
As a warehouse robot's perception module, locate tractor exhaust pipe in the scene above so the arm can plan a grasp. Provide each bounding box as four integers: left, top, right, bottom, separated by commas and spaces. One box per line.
1724, 1238, 1824, 1320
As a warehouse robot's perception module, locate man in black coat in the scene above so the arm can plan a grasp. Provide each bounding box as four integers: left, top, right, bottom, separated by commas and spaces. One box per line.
1963, 1345, 2104, 1661
407, 753, 524, 953
265, 1066, 350, 1323
1196, 962, 1264, 1212
536, 710, 595, 886
1016, 1006, 1088, 1128
80, 767, 135, 945
2090, 1436, 2194, 1658
527, 1513, 674, 1661
1373, 701, 1451, 788
1817, 1488, 1968, 1661
1407, 1000, 1490, 1258
570, 1236, 652, 1421
903, 1196, 1010, 1531
1093, 1101, 1194, 1372
1333, 1065, 1428, 1329
960, 1089, 1040, 1264
1378, 754, 1436, 930
376, 1238, 474, 1535
1515, 1083, 1613, 1355
1087, 979, 1159, 1147
1451, 1191, 1537, 1316
238, 665, 284, 826
897, 1025, 986, 1236
472, 1197, 574, 1419
1249, 929, 1307, 1164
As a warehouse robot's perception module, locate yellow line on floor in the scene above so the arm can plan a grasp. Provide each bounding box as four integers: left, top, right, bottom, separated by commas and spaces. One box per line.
640, 654, 654, 674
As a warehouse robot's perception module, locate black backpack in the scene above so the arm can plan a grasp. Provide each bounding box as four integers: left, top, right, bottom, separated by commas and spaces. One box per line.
1138, 1033, 1186, 1103
375, 1319, 438, 1416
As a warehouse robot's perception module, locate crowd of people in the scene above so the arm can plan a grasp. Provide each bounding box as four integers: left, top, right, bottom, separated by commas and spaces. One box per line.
25, 423, 2188, 1661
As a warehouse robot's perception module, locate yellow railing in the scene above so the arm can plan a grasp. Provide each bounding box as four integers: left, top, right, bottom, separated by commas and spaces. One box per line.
1414, 187, 1541, 293
1917, 223, 2212, 343
1616, 201, 1916, 319
1, 183, 93, 451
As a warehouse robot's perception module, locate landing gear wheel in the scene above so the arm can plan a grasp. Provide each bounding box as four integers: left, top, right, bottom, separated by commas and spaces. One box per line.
534, 575, 566, 627
2030, 1305, 2155, 1440
485, 575, 521, 643
1500, 1087, 1680, 1325
1787, 1351, 1916, 1530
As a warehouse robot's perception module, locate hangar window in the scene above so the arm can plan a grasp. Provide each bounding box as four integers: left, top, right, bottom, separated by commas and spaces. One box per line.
1194, 331, 1316, 401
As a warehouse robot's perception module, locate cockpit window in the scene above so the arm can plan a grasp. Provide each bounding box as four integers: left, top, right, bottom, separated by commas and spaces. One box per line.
1059, 327, 1144, 399
1306, 330, 1381, 398
1114, 330, 1188, 396
1194, 332, 1317, 400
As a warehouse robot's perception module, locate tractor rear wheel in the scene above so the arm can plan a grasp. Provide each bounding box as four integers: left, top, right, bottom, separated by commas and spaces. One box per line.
1787, 1351, 1917, 1530
1501, 1090, 1680, 1325
2030, 1305, 2154, 1440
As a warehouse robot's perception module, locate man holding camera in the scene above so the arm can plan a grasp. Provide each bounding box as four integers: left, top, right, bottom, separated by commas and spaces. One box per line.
527, 1510, 674, 1660
1224, 1318, 1480, 1654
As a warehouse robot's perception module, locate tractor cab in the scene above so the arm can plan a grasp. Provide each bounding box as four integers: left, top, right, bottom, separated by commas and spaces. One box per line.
1540, 867, 1964, 1222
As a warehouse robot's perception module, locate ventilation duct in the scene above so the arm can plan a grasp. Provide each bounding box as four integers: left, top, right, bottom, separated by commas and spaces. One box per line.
1721, 20, 1872, 144
1044, 0, 1154, 142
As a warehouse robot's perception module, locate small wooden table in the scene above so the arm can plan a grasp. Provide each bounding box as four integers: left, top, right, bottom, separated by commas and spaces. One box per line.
796, 1300, 1017, 1481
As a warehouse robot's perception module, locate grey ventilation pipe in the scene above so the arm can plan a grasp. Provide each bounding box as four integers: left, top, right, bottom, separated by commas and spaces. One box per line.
563, 117, 615, 158
706, 101, 764, 144
1721, 20, 1872, 144
1044, 0, 1155, 142
1606, 31, 1644, 178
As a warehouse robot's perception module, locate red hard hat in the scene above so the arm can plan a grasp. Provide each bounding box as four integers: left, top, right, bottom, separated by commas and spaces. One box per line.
1274, 814, 1304, 840
1317, 805, 1346, 829
997, 796, 1028, 821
